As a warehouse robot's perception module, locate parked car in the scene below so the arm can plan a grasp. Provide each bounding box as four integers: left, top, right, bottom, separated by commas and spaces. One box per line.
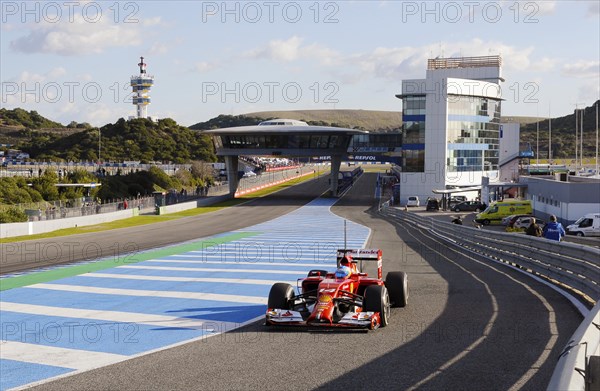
448, 195, 468, 208
502, 214, 533, 227
406, 196, 420, 207
513, 216, 542, 230
426, 198, 440, 211
452, 201, 485, 212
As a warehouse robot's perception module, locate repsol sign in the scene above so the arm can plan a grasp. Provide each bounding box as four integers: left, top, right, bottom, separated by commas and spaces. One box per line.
353, 156, 377, 161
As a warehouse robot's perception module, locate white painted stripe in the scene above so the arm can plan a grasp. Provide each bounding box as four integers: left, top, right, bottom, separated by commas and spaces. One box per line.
29, 284, 268, 305
0, 302, 237, 330
118, 265, 309, 275
145, 259, 334, 268
83, 272, 294, 286
0, 340, 126, 370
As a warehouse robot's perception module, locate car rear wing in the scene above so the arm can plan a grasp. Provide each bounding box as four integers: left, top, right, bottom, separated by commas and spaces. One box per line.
337, 249, 382, 279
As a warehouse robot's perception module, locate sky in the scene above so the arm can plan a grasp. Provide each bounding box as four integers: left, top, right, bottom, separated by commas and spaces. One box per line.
1, 0, 599, 127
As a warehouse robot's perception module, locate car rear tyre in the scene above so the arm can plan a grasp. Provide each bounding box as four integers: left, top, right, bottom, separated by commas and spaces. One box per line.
267, 283, 294, 310
363, 285, 390, 327
385, 271, 408, 307
454, 207, 460, 212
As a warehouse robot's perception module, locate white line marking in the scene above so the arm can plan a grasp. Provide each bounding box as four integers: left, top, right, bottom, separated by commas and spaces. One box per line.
28, 284, 268, 305
117, 265, 310, 275
82, 272, 295, 286
145, 259, 335, 267
0, 340, 126, 370
0, 302, 237, 330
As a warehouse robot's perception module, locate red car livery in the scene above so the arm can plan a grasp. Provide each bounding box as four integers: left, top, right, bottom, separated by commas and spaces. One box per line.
265, 249, 408, 330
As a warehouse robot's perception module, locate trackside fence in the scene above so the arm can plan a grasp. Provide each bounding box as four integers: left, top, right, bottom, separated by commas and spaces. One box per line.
379, 204, 600, 391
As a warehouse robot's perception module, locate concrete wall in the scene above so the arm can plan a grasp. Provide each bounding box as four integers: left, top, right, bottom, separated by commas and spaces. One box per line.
159, 195, 230, 215
2, 166, 314, 238
1, 209, 136, 239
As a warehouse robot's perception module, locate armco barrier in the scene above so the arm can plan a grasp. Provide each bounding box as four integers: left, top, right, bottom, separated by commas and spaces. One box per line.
380, 205, 600, 391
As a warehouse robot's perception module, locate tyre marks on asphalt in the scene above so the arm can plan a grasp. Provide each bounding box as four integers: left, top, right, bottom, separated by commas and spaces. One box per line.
0, 198, 370, 390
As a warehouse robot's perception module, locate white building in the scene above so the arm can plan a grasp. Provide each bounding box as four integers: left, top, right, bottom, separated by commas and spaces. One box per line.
394, 56, 504, 204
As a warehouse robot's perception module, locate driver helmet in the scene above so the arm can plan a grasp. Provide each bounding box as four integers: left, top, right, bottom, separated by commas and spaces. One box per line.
339, 254, 352, 266
335, 265, 352, 279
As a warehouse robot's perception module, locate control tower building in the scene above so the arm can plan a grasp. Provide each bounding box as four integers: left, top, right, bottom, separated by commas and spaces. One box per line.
130, 57, 154, 119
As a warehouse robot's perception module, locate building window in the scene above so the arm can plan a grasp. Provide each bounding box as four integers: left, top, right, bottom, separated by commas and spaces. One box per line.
446, 96, 501, 172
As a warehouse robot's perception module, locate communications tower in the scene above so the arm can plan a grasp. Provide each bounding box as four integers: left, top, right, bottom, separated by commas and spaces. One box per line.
130, 56, 154, 118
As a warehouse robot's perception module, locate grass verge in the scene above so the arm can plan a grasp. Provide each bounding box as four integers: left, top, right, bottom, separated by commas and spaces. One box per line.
2, 172, 326, 243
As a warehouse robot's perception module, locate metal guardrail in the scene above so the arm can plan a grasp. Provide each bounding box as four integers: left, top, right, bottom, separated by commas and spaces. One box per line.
380, 205, 600, 391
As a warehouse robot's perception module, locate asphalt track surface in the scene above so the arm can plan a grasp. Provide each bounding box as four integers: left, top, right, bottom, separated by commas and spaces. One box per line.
17, 173, 582, 390
0, 176, 330, 275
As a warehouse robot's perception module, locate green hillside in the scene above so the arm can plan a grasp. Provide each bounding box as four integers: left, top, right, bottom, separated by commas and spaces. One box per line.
0, 109, 215, 163
520, 100, 599, 159
0, 108, 63, 129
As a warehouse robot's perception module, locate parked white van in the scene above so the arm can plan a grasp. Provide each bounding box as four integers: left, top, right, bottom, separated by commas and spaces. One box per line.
566, 213, 600, 237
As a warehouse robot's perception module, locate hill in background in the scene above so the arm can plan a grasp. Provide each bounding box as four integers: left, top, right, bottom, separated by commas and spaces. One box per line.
243, 109, 403, 131
0, 109, 215, 163
3, 102, 598, 160
520, 100, 599, 159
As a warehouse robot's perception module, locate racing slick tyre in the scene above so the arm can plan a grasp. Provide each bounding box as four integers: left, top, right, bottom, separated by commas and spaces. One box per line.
267, 283, 294, 310
482, 219, 490, 225
363, 285, 390, 327
385, 271, 408, 308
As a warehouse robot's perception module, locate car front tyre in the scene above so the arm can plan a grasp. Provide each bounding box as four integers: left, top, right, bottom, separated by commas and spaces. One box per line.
364, 285, 390, 327
267, 283, 294, 310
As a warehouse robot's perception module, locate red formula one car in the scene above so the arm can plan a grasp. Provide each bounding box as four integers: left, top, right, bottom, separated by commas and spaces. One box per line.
265, 249, 408, 330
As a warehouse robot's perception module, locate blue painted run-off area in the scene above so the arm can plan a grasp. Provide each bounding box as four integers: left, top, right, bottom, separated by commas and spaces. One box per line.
0, 198, 370, 390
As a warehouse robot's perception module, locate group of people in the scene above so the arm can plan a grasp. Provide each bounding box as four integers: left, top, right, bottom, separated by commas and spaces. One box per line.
450, 214, 566, 241
525, 215, 565, 241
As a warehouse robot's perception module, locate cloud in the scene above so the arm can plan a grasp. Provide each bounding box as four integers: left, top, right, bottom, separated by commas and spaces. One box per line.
142, 17, 163, 26
193, 61, 219, 73
586, 2, 600, 17
238, 36, 549, 88
562, 61, 600, 78
534, 0, 556, 15
149, 42, 169, 56
10, 16, 143, 55
530, 57, 558, 72
244, 36, 341, 65
11, 67, 68, 83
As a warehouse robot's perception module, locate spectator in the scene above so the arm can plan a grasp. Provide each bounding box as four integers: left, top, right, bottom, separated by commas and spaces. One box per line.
123, 199, 128, 210
525, 218, 543, 237
542, 215, 565, 241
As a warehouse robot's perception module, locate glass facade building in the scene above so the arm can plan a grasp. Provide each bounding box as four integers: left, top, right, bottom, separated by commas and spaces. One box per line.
401, 95, 426, 172
446, 96, 501, 172
395, 55, 503, 204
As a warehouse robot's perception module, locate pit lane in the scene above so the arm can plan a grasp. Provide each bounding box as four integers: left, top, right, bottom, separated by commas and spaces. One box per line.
11, 172, 582, 390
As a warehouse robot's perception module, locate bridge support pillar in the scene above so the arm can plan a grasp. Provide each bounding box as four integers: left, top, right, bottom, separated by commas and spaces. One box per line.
330, 154, 342, 197
225, 156, 239, 196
